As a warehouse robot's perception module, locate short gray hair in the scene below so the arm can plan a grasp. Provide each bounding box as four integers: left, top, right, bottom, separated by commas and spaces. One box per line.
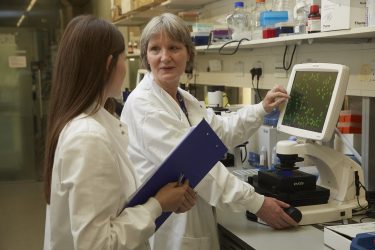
139, 13, 195, 74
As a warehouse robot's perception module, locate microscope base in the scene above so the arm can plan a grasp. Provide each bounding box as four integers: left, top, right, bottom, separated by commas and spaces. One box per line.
249, 175, 330, 207
297, 200, 365, 225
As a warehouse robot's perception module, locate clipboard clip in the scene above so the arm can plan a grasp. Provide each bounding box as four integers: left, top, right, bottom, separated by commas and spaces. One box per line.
177, 172, 185, 186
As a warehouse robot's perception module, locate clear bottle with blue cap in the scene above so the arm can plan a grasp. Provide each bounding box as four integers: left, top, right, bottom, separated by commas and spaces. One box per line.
226, 1, 252, 40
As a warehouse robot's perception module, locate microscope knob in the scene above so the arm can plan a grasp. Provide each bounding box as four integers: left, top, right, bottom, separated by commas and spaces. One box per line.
283, 206, 302, 223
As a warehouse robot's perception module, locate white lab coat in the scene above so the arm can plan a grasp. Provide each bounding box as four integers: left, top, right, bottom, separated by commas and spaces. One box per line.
44, 106, 162, 250
121, 73, 266, 250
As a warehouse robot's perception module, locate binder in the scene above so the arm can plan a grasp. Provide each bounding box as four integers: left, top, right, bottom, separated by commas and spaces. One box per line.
124, 118, 228, 230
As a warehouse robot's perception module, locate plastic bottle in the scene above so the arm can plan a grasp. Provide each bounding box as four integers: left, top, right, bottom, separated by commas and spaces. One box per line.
259, 146, 267, 169
293, 0, 309, 34
294, 15, 307, 34
127, 41, 133, 54
307, 4, 321, 33
226, 1, 252, 40
271, 146, 279, 169
133, 41, 139, 54
251, 0, 267, 40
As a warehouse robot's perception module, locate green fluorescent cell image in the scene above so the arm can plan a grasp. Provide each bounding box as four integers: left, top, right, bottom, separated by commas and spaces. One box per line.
282, 71, 338, 133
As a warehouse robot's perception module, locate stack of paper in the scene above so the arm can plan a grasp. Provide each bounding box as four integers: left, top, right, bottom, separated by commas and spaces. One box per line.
324, 222, 375, 250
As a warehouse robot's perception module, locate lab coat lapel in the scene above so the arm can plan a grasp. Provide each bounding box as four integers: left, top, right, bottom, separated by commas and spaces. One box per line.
179, 89, 207, 126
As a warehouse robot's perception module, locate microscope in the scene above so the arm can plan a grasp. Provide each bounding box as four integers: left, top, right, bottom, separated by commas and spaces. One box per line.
249, 63, 367, 225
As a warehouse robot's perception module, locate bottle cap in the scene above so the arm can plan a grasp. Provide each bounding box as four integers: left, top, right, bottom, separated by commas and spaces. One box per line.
310, 5, 319, 13
234, 1, 244, 8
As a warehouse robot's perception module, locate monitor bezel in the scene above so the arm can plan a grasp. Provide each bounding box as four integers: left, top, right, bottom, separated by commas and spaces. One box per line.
277, 63, 350, 142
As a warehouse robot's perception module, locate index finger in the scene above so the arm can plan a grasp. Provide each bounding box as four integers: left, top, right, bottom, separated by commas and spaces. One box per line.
271, 85, 286, 92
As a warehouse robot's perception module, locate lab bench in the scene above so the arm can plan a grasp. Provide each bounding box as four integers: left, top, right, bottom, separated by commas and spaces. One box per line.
216, 208, 330, 250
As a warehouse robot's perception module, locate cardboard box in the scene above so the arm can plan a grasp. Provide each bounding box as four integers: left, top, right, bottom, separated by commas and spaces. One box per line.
321, 0, 367, 31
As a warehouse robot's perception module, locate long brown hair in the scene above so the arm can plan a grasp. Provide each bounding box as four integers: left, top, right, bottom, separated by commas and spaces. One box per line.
44, 15, 124, 203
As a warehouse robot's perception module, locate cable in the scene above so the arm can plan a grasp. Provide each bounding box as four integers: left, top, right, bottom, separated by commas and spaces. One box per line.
283, 44, 297, 71
256, 77, 262, 102
250, 68, 262, 102
205, 31, 213, 50
219, 38, 249, 55
256, 68, 262, 102
354, 171, 368, 210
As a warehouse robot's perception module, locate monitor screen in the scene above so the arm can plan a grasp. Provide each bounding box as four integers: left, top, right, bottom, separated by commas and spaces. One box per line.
277, 63, 349, 141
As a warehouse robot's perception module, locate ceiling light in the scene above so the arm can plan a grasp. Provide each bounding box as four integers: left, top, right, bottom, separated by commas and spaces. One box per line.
26, 0, 37, 12
16, 0, 37, 27
17, 14, 25, 27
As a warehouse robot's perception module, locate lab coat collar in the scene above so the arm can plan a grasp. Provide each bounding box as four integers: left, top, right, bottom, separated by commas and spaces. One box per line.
81, 103, 127, 132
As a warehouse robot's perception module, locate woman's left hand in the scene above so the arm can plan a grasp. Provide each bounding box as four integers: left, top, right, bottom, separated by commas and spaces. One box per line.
262, 85, 289, 113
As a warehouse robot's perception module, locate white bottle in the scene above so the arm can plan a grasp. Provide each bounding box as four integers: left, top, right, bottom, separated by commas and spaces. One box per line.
226, 1, 252, 40
251, 0, 267, 40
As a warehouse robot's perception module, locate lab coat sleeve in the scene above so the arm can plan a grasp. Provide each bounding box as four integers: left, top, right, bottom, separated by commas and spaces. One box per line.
195, 162, 264, 214
206, 102, 267, 149
58, 132, 162, 250
129, 104, 264, 215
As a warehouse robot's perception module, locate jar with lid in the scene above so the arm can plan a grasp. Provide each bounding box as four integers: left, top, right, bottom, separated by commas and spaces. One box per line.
307, 4, 321, 33
226, 1, 252, 40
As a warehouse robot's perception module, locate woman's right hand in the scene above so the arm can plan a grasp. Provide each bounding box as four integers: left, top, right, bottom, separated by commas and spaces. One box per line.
154, 179, 197, 213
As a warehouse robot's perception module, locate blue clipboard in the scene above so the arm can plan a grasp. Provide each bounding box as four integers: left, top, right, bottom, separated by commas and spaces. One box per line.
124, 118, 227, 230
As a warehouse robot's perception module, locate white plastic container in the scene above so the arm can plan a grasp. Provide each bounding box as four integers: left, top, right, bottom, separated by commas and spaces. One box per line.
273, 0, 296, 24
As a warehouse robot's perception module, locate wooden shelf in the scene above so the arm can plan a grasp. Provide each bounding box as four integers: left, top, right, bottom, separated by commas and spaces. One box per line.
114, 0, 217, 26
196, 26, 375, 52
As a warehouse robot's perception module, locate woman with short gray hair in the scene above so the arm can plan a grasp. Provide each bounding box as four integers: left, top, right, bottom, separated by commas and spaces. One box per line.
122, 13, 296, 250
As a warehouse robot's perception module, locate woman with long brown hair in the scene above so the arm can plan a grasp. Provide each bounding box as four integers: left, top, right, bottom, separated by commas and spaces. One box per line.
43, 15, 196, 250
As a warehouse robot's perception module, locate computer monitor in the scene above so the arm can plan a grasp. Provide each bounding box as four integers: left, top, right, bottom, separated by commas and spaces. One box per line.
277, 63, 350, 142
